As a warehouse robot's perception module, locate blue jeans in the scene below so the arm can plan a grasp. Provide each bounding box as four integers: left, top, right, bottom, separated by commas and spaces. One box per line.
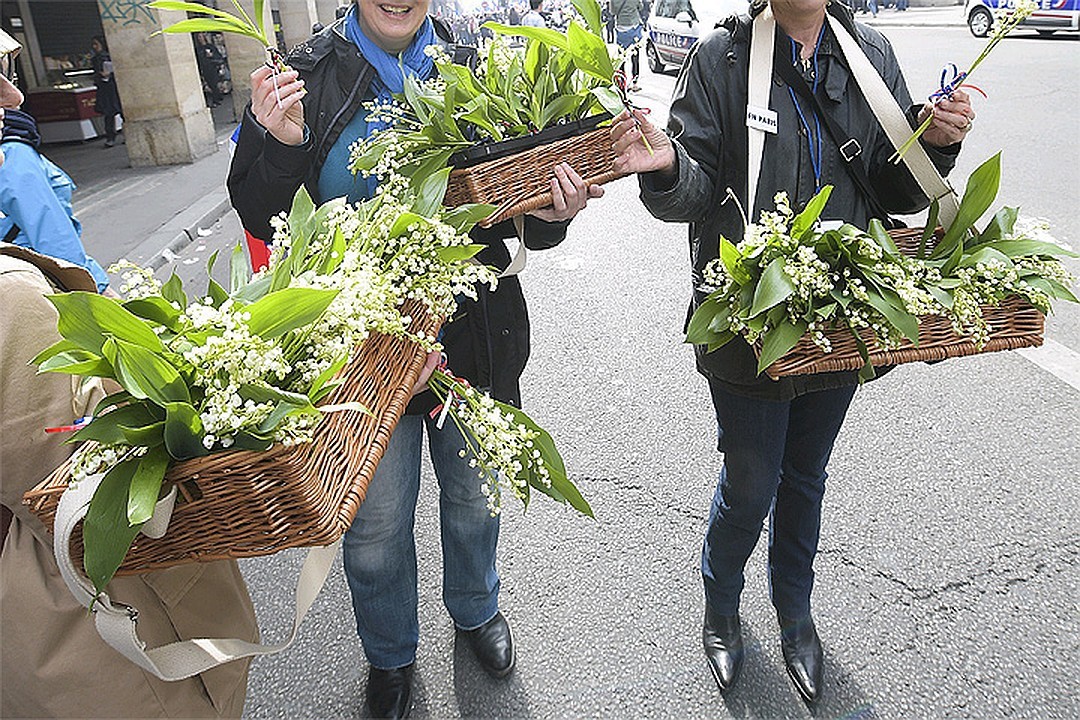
702, 381, 857, 620
343, 414, 500, 669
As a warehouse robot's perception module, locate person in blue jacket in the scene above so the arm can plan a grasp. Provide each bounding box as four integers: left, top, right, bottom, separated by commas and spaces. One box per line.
0, 106, 109, 293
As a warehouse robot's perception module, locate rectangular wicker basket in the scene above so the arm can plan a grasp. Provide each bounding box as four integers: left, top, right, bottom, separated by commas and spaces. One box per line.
443, 119, 628, 227
23, 302, 438, 575
760, 227, 1045, 379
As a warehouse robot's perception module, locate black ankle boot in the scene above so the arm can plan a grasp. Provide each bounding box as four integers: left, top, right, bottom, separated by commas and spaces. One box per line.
703, 608, 744, 692
778, 613, 824, 703
460, 611, 515, 677
365, 663, 414, 719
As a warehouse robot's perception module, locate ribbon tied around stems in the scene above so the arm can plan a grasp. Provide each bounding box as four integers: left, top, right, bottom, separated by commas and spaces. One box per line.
45, 416, 92, 434
613, 69, 654, 156
929, 63, 986, 103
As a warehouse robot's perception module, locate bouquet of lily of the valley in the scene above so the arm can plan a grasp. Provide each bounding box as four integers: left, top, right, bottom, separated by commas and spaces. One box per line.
686, 154, 1077, 379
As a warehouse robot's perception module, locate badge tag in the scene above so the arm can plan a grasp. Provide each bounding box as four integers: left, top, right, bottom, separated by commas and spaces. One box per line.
746, 105, 778, 134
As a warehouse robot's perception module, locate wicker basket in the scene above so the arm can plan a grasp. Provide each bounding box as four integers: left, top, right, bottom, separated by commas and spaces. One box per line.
23, 302, 438, 575
443, 121, 628, 228
760, 227, 1045, 379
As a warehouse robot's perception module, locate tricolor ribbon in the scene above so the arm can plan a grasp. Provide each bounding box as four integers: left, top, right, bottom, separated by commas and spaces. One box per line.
45, 416, 92, 434
614, 69, 654, 156
929, 63, 986, 103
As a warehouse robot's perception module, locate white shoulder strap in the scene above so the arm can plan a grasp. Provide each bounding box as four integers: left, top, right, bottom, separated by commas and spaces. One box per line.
823, 12, 960, 227
54, 473, 338, 681
747, 6, 776, 216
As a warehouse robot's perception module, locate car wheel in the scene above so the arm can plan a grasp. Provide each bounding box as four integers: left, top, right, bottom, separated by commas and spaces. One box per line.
646, 42, 665, 74
968, 7, 993, 37
1036, 29, 1057, 36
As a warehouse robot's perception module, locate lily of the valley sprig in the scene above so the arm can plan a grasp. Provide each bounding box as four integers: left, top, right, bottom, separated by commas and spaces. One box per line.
891, 0, 1037, 162
148, 0, 287, 71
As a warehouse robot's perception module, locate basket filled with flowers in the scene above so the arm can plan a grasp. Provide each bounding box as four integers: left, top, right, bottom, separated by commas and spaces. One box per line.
686, 154, 1077, 381
349, 0, 632, 226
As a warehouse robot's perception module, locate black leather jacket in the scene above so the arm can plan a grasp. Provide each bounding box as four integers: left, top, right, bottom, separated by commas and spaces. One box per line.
227, 17, 569, 411
640, 2, 960, 400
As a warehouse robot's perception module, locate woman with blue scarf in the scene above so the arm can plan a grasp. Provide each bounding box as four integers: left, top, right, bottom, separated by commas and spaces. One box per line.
227, 2, 600, 717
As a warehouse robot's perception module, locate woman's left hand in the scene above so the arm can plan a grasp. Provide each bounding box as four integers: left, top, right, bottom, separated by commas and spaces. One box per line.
527, 162, 604, 223
918, 88, 975, 147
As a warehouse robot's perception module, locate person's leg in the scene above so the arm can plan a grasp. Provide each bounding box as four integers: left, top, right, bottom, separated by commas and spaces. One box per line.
702, 381, 790, 616
426, 416, 500, 630
768, 384, 857, 620
342, 415, 424, 670
103, 113, 116, 145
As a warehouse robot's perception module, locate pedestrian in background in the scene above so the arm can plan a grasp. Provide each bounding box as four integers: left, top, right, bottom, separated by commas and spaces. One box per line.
612, 0, 972, 704
195, 32, 226, 107
226, 1, 601, 717
612, 0, 644, 91
90, 35, 122, 148
523, 0, 547, 27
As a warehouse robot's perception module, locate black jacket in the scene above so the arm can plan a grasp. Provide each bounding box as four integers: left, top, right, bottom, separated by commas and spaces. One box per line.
227, 17, 568, 410
640, 2, 960, 400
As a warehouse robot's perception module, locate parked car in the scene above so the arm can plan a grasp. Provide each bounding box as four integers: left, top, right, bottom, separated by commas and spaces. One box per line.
645, 0, 747, 74
964, 0, 1080, 37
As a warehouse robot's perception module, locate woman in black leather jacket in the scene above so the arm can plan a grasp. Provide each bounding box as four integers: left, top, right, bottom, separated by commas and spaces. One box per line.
227, 2, 600, 717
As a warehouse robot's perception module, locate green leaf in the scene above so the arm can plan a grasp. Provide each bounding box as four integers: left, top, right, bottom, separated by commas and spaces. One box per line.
207, 277, 230, 306
539, 95, 582, 129
309, 353, 348, 399
974, 205, 1018, 246
119, 421, 166, 447
389, 212, 430, 239
749, 257, 795, 316
791, 185, 833, 239
719, 237, 753, 285
928, 285, 954, 309
566, 21, 615, 82
867, 218, 900, 256
123, 296, 182, 331
156, 17, 261, 41
756, 319, 808, 375
72, 404, 161, 445
83, 458, 146, 595
230, 431, 274, 451
161, 272, 187, 310
48, 292, 164, 354
126, 445, 170, 525
957, 246, 1012, 269
686, 297, 730, 345
414, 167, 452, 217
591, 86, 625, 117
937, 152, 1001, 256
976, 239, 1078, 260
572, 0, 604, 36
230, 242, 249, 294
1043, 278, 1080, 303
919, 200, 940, 259
163, 401, 208, 460
244, 287, 338, 339
103, 337, 191, 406
93, 390, 134, 417
232, 273, 273, 303
288, 185, 316, 258
864, 288, 919, 344
442, 204, 497, 233
436, 244, 486, 263
38, 349, 114, 377
484, 22, 570, 51
31, 338, 81, 366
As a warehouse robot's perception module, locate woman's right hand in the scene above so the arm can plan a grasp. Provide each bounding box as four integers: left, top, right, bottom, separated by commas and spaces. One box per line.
250, 65, 306, 147
611, 108, 676, 178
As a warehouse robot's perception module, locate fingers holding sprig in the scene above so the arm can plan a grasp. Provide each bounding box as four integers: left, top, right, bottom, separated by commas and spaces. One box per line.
249, 65, 306, 146
528, 163, 603, 223
919, 88, 976, 147
611, 108, 675, 175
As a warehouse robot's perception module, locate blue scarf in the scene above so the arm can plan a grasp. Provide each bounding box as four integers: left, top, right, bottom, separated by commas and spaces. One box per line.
344, 6, 436, 133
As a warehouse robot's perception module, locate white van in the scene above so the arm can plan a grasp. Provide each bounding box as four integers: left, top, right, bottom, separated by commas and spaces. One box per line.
964, 0, 1080, 37
645, 0, 748, 74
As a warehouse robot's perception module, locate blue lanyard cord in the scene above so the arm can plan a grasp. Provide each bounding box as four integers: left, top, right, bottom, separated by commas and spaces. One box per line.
787, 24, 826, 191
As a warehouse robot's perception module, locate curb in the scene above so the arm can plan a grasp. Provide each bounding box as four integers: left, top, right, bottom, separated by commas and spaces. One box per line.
124, 189, 233, 272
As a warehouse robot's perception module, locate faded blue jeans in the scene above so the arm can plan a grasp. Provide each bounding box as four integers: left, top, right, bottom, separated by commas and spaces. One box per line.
343, 414, 500, 670
702, 380, 857, 620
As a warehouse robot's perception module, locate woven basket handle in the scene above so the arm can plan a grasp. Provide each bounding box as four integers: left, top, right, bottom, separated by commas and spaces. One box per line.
54, 473, 339, 681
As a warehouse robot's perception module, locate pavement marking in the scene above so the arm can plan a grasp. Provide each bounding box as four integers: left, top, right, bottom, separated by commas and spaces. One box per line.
1018, 338, 1080, 392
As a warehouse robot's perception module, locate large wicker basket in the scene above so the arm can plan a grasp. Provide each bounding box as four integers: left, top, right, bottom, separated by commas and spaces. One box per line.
23, 302, 438, 575
443, 118, 628, 227
760, 227, 1045, 379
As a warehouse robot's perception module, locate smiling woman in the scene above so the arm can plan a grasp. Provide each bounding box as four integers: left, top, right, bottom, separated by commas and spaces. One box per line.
355, 0, 432, 52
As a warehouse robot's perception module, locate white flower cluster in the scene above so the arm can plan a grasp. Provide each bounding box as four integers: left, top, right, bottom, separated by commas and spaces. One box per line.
70, 443, 132, 483
109, 260, 162, 300
785, 246, 832, 303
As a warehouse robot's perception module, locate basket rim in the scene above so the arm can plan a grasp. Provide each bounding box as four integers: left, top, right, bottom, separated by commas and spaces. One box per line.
448, 113, 611, 170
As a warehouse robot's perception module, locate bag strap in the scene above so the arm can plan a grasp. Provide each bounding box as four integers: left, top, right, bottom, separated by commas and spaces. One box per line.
772, 52, 895, 224
3, 223, 20, 244
54, 472, 339, 681
822, 11, 960, 227
746, 5, 776, 216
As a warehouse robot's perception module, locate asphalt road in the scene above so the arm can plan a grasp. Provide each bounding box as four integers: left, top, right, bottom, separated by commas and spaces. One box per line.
154, 26, 1079, 720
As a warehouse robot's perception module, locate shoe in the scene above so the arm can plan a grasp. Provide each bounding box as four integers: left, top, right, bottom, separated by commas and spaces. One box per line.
778, 613, 824, 704
103, 140, 115, 148
460, 611, 515, 678
365, 663, 414, 719
702, 608, 743, 692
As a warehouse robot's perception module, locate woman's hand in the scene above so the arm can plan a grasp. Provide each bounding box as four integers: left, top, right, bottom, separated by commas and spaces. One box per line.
411, 351, 441, 397
249, 65, 306, 147
611, 108, 675, 177
918, 88, 975, 148
527, 162, 604, 223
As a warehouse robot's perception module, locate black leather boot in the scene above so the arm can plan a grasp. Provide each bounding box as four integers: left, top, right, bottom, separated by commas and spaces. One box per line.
365, 663, 414, 719
778, 613, 824, 703
460, 611, 515, 678
703, 608, 744, 692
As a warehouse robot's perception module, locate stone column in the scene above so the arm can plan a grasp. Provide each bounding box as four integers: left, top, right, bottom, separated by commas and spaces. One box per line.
223, 1, 275, 120
98, 2, 214, 166
277, 0, 319, 52
315, 0, 348, 26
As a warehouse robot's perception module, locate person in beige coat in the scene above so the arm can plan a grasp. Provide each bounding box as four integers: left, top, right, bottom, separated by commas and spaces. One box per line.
0, 52, 259, 715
